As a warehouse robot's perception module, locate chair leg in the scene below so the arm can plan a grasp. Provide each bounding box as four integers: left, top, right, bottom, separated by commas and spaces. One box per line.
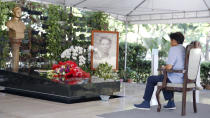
193, 90, 197, 113
182, 90, 187, 116
156, 86, 162, 112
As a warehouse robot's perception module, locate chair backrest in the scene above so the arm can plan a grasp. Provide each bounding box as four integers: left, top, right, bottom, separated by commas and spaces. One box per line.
185, 41, 202, 81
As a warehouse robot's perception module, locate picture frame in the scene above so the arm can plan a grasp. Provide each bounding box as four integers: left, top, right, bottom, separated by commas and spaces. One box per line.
91, 30, 119, 70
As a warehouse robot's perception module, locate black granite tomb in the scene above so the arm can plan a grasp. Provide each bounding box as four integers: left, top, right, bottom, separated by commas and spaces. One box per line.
0, 70, 120, 103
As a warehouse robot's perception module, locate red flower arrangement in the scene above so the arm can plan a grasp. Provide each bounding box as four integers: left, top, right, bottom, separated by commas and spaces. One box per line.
51, 60, 90, 85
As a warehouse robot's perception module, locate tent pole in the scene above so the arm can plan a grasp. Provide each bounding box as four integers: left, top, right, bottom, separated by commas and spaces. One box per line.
124, 21, 128, 78
206, 32, 210, 61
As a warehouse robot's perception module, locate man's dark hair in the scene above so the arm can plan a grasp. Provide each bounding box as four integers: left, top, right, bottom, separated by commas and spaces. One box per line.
169, 32, 185, 44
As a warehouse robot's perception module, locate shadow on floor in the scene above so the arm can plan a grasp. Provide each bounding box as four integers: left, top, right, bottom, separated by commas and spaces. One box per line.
1, 90, 122, 104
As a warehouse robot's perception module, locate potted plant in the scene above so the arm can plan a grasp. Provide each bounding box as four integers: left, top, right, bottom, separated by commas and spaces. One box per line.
130, 71, 139, 83
93, 62, 119, 82
124, 68, 133, 83
118, 70, 125, 82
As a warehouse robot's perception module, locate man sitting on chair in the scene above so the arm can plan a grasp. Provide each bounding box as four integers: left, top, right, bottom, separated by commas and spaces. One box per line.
134, 32, 185, 110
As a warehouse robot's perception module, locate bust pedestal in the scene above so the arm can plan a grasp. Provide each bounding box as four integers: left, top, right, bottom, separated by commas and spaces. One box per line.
10, 39, 22, 72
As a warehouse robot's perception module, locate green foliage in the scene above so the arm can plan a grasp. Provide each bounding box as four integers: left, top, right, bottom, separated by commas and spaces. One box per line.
142, 38, 159, 52
84, 12, 109, 31
0, 37, 9, 69
118, 42, 150, 83
41, 5, 110, 68
135, 60, 151, 83
0, 1, 15, 69
119, 42, 147, 69
45, 5, 68, 63
0, 1, 15, 27
130, 71, 138, 81
142, 37, 170, 59
94, 63, 119, 80
201, 61, 210, 85
46, 70, 55, 79
159, 59, 166, 68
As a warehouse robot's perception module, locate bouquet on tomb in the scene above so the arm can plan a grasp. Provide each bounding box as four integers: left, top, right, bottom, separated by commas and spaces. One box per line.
50, 60, 90, 85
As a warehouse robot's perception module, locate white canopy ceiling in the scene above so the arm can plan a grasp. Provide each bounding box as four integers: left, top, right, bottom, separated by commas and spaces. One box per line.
2, 0, 210, 24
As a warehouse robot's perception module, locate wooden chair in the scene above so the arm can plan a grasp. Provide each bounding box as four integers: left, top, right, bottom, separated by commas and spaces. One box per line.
156, 41, 202, 116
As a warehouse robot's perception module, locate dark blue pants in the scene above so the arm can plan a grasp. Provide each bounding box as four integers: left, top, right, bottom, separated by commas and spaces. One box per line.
143, 75, 174, 102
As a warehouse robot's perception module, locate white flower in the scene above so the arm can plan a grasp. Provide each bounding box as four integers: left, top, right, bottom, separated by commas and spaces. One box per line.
60, 46, 88, 66
56, 68, 60, 73
61, 49, 71, 58
88, 52, 91, 61
65, 35, 69, 41
61, 55, 65, 58
79, 62, 83, 66
79, 55, 84, 59
75, 46, 79, 51
72, 52, 78, 57
78, 47, 83, 54
67, 48, 72, 53
88, 45, 93, 51
1, 25, 7, 31
70, 46, 74, 51
72, 56, 77, 60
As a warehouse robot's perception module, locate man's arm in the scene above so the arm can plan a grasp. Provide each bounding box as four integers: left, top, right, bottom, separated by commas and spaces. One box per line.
165, 47, 176, 70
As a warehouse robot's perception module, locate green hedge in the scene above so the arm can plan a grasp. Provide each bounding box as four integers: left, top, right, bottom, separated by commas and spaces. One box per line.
118, 42, 168, 83
118, 42, 147, 69
201, 61, 210, 85
118, 42, 150, 83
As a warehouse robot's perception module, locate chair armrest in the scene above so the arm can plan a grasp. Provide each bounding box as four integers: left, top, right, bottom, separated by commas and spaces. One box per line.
157, 69, 185, 88
166, 69, 186, 73
158, 68, 186, 73
162, 70, 168, 88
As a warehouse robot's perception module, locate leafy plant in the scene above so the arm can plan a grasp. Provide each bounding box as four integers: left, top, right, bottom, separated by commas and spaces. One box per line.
130, 71, 139, 81
119, 42, 147, 70
94, 62, 119, 80
0, 1, 15, 69
85, 12, 109, 31
201, 61, 210, 85
118, 69, 126, 79
119, 42, 148, 82
45, 5, 67, 64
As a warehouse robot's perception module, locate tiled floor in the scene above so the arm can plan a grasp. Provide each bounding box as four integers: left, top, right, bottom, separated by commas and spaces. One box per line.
0, 83, 210, 118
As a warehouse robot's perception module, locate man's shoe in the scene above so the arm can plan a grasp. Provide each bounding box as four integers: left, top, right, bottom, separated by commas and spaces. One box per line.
164, 100, 176, 110
134, 101, 150, 110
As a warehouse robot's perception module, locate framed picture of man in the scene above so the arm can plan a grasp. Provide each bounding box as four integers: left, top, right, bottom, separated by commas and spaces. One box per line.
91, 30, 119, 70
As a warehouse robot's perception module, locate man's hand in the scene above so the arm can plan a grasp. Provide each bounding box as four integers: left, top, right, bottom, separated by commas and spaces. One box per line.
162, 64, 173, 70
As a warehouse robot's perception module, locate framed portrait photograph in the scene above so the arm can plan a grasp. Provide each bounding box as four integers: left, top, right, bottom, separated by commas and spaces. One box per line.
91, 30, 119, 70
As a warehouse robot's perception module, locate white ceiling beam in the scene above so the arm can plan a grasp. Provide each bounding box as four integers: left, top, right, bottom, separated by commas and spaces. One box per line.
203, 0, 210, 10
73, 0, 87, 7
126, 0, 146, 16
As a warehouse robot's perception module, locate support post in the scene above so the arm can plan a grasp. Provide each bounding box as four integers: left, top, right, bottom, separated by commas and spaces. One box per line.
195, 66, 201, 103
124, 21, 128, 79
206, 33, 210, 61
151, 49, 159, 106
